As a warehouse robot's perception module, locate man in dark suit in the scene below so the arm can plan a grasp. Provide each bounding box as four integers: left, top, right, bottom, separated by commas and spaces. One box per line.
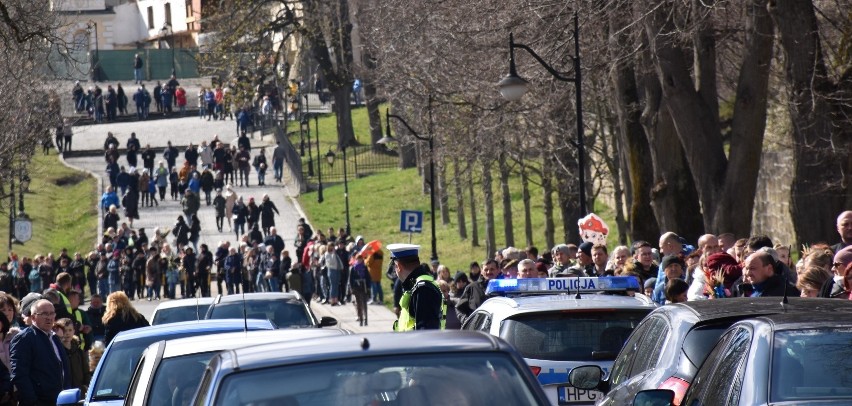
10, 299, 72, 406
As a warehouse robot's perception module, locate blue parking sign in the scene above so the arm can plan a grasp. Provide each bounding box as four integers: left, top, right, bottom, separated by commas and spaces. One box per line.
400, 210, 423, 233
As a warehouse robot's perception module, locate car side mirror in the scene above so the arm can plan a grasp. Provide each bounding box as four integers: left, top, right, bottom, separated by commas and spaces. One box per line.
57, 388, 82, 406
568, 365, 603, 390
320, 316, 338, 327
633, 389, 674, 406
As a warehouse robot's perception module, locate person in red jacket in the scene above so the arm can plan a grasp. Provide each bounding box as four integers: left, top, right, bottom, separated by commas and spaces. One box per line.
175, 86, 187, 116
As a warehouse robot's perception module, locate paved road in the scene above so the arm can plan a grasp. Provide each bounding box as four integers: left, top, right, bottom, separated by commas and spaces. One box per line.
64, 115, 396, 333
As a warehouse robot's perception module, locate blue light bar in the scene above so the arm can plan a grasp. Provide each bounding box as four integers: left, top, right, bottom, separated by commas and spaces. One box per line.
485, 276, 641, 296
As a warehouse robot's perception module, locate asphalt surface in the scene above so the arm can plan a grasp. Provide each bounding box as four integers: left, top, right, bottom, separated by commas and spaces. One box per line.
63, 114, 396, 333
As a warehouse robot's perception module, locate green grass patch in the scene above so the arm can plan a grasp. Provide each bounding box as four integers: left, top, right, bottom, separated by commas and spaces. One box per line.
0, 154, 98, 259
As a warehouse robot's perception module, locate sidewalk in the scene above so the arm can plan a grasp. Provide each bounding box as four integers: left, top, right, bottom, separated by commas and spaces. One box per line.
62, 114, 396, 333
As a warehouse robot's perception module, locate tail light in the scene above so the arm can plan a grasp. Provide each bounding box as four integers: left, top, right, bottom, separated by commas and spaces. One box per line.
529, 366, 541, 376
659, 376, 690, 405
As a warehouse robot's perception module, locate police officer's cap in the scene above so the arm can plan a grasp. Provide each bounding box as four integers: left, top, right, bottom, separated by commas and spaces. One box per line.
388, 243, 420, 259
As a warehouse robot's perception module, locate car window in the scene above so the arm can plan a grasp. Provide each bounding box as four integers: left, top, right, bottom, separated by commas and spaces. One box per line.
682, 327, 741, 406
630, 316, 669, 372
770, 328, 852, 402
609, 320, 649, 386
152, 304, 212, 325
211, 353, 545, 405
462, 313, 483, 331
499, 310, 648, 362
681, 324, 731, 371
208, 301, 311, 328
148, 352, 217, 406
701, 327, 751, 405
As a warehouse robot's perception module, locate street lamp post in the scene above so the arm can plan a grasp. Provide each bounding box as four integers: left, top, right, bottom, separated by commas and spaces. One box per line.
324, 149, 350, 235
161, 23, 175, 75
87, 21, 99, 82
315, 115, 324, 203
7, 178, 14, 251
378, 98, 438, 263
498, 12, 586, 215
302, 114, 314, 177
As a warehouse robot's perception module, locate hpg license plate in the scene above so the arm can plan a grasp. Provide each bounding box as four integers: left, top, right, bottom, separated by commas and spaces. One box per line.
557, 385, 602, 404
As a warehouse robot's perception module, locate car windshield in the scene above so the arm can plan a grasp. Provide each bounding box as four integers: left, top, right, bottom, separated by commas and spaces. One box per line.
500, 310, 649, 361
148, 352, 216, 406
91, 339, 153, 401
212, 353, 543, 405
90, 328, 250, 401
207, 300, 312, 328
152, 304, 211, 325
771, 328, 852, 401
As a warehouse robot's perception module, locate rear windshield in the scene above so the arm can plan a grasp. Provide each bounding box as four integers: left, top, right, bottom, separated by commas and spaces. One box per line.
90, 329, 245, 401
771, 328, 852, 402
152, 304, 211, 325
210, 353, 544, 405
681, 324, 730, 369
500, 310, 649, 361
148, 352, 216, 406
207, 300, 312, 328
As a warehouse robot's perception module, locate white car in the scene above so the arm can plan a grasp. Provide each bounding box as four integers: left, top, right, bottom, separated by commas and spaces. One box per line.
150, 297, 215, 325
461, 276, 657, 406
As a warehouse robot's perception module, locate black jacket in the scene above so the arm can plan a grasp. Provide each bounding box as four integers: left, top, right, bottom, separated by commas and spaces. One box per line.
737, 273, 800, 298
402, 265, 443, 330
10, 326, 72, 404
104, 313, 149, 345
455, 277, 488, 324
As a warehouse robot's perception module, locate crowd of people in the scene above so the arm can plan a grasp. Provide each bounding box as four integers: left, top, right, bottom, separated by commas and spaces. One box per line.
434, 211, 852, 329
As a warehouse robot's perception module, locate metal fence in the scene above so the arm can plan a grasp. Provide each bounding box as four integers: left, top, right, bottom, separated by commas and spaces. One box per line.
48, 48, 200, 82
297, 143, 398, 185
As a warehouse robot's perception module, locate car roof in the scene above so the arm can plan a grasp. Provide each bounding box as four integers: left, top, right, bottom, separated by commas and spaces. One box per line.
218, 331, 510, 371
159, 329, 351, 358
746, 311, 852, 331
656, 297, 852, 322
152, 297, 215, 311
112, 318, 275, 342
479, 293, 657, 313
213, 292, 303, 304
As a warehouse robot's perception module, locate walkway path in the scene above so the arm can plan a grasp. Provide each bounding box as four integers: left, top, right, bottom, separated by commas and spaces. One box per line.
63, 115, 395, 333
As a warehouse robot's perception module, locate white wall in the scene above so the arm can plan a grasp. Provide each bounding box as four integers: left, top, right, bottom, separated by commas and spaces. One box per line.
136, 0, 188, 39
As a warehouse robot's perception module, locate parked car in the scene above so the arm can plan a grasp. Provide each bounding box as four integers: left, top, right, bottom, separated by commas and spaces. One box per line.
191, 331, 551, 405
205, 292, 337, 328
463, 276, 655, 405
123, 329, 350, 406
58, 319, 275, 406
567, 298, 852, 406
150, 297, 214, 325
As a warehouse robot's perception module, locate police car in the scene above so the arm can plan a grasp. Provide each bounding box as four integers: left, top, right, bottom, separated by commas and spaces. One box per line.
461, 276, 656, 406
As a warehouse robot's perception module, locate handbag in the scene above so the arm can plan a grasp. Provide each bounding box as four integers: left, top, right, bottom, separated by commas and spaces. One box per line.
264, 270, 273, 279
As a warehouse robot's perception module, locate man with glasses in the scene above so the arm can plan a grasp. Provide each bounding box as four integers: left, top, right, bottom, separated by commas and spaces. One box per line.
11, 299, 71, 405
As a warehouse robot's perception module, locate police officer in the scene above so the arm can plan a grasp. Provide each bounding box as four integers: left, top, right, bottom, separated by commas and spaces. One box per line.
389, 244, 445, 331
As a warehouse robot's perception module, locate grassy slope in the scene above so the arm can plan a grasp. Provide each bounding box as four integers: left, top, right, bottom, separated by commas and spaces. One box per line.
296, 107, 624, 305
0, 153, 98, 259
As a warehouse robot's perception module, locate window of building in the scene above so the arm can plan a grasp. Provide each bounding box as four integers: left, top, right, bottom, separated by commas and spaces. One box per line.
165, 3, 172, 25
147, 7, 154, 29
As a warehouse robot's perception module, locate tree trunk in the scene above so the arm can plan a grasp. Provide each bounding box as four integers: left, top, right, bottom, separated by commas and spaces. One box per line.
468, 162, 479, 247
639, 49, 704, 242
521, 164, 533, 247
711, 0, 774, 235
769, 0, 851, 245
608, 129, 630, 246
645, 3, 727, 231
364, 78, 383, 148
498, 152, 514, 248
453, 156, 467, 240
609, 9, 660, 243
439, 160, 450, 225
482, 160, 496, 258
542, 162, 555, 249
331, 88, 357, 148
